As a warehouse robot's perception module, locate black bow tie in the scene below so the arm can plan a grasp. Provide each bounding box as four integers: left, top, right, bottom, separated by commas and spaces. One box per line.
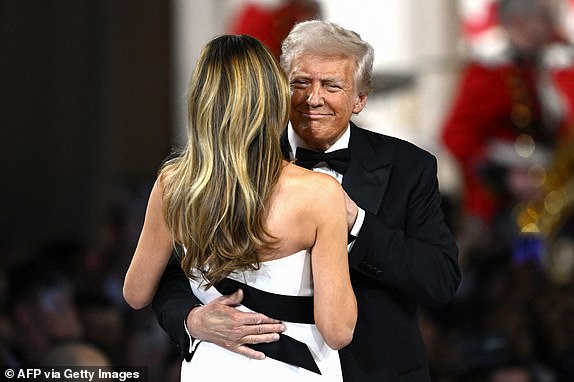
295, 147, 350, 174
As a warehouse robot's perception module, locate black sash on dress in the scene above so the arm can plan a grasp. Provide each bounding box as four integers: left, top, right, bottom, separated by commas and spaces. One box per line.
214, 277, 321, 375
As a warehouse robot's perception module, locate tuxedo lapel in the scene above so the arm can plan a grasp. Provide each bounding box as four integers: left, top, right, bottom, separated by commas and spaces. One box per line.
343, 123, 391, 215
280, 124, 391, 215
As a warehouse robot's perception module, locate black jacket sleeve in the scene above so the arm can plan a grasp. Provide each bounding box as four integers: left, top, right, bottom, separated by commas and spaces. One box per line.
349, 154, 461, 308
151, 249, 200, 360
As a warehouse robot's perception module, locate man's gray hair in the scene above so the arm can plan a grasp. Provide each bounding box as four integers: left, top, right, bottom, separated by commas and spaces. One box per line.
280, 20, 375, 96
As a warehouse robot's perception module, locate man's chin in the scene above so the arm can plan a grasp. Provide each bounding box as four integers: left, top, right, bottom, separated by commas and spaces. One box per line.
301, 119, 330, 131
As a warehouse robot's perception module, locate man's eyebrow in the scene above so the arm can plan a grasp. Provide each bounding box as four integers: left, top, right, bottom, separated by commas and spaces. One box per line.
290, 71, 310, 78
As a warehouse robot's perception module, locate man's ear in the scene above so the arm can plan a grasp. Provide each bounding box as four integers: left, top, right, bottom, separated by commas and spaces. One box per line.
352, 93, 368, 114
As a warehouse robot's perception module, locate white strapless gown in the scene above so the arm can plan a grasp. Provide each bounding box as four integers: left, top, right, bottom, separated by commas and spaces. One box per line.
180, 250, 343, 381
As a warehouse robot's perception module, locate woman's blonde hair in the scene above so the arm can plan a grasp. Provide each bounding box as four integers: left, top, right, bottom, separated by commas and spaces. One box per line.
160, 35, 290, 286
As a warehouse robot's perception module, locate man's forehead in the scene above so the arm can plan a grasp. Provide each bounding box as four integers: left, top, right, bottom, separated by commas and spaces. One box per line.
289, 55, 356, 76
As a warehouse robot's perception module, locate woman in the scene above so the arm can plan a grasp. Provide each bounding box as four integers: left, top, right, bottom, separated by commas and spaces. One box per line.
123, 34, 356, 381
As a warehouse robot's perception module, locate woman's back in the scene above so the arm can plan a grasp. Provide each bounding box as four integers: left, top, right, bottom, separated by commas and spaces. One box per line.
184, 248, 341, 381
259, 161, 331, 261
182, 161, 355, 380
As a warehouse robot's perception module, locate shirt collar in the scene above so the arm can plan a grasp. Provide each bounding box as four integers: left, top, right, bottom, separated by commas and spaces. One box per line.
287, 122, 351, 159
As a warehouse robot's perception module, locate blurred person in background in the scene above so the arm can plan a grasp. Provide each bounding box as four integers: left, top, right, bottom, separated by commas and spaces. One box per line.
40, 342, 112, 382
40, 342, 112, 367
228, 0, 322, 60
5, 261, 84, 366
76, 291, 126, 366
488, 364, 533, 382
441, 0, 574, 259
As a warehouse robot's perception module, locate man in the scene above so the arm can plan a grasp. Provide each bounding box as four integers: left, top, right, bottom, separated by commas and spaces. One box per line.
153, 20, 461, 381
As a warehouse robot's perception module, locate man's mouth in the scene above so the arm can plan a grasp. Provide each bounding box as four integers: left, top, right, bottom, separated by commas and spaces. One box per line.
301, 111, 331, 119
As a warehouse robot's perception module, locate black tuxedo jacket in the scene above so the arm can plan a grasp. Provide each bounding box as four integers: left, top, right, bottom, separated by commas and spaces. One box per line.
152, 122, 461, 382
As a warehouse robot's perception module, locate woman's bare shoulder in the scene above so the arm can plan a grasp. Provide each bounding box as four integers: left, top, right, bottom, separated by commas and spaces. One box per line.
280, 162, 344, 201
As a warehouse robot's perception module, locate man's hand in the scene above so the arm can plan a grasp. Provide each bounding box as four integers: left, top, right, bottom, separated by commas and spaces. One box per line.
186, 289, 286, 360
344, 191, 359, 231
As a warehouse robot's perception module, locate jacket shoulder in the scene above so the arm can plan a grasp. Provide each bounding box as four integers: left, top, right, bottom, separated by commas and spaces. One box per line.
355, 125, 436, 164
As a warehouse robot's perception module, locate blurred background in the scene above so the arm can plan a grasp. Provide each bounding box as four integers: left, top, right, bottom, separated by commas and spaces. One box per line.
1, 0, 574, 381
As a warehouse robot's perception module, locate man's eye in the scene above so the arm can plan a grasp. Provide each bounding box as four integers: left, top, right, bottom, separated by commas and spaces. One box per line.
291, 80, 308, 88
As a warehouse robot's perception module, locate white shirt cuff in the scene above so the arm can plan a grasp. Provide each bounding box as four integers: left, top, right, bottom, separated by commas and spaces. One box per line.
347, 207, 365, 251
184, 319, 201, 353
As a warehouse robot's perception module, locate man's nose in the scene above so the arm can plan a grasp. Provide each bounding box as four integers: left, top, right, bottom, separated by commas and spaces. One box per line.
306, 83, 324, 106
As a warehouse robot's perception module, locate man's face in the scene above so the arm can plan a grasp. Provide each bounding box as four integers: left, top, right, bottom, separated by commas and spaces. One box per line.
288, 54, 367, 151
504, 12, 553, 54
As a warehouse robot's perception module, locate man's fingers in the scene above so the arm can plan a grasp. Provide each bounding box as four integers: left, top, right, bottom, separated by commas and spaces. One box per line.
213, 291, 283, 323
231, 333, 282, 360
241, 322, 285, 336
242, 333, 281, 345
344, 191, 359, 229
216, 289, 244, 306
188, 290, 285, 360
212, 291, 282, 325
242, 312, 283, 325
232, 345, 266, 360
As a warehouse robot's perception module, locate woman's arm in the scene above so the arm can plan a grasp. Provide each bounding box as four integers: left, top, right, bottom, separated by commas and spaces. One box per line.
310, 174, 357, 350
124, 178, 174, 309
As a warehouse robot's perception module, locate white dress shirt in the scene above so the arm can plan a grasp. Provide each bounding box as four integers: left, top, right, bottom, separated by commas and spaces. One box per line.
287, 123, 365, 244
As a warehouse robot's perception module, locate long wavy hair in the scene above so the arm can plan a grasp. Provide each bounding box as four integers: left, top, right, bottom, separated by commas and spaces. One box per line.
160, 35, 290, 286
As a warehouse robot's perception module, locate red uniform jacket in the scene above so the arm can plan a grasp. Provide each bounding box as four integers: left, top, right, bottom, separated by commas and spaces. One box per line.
441, 48, 574, 222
